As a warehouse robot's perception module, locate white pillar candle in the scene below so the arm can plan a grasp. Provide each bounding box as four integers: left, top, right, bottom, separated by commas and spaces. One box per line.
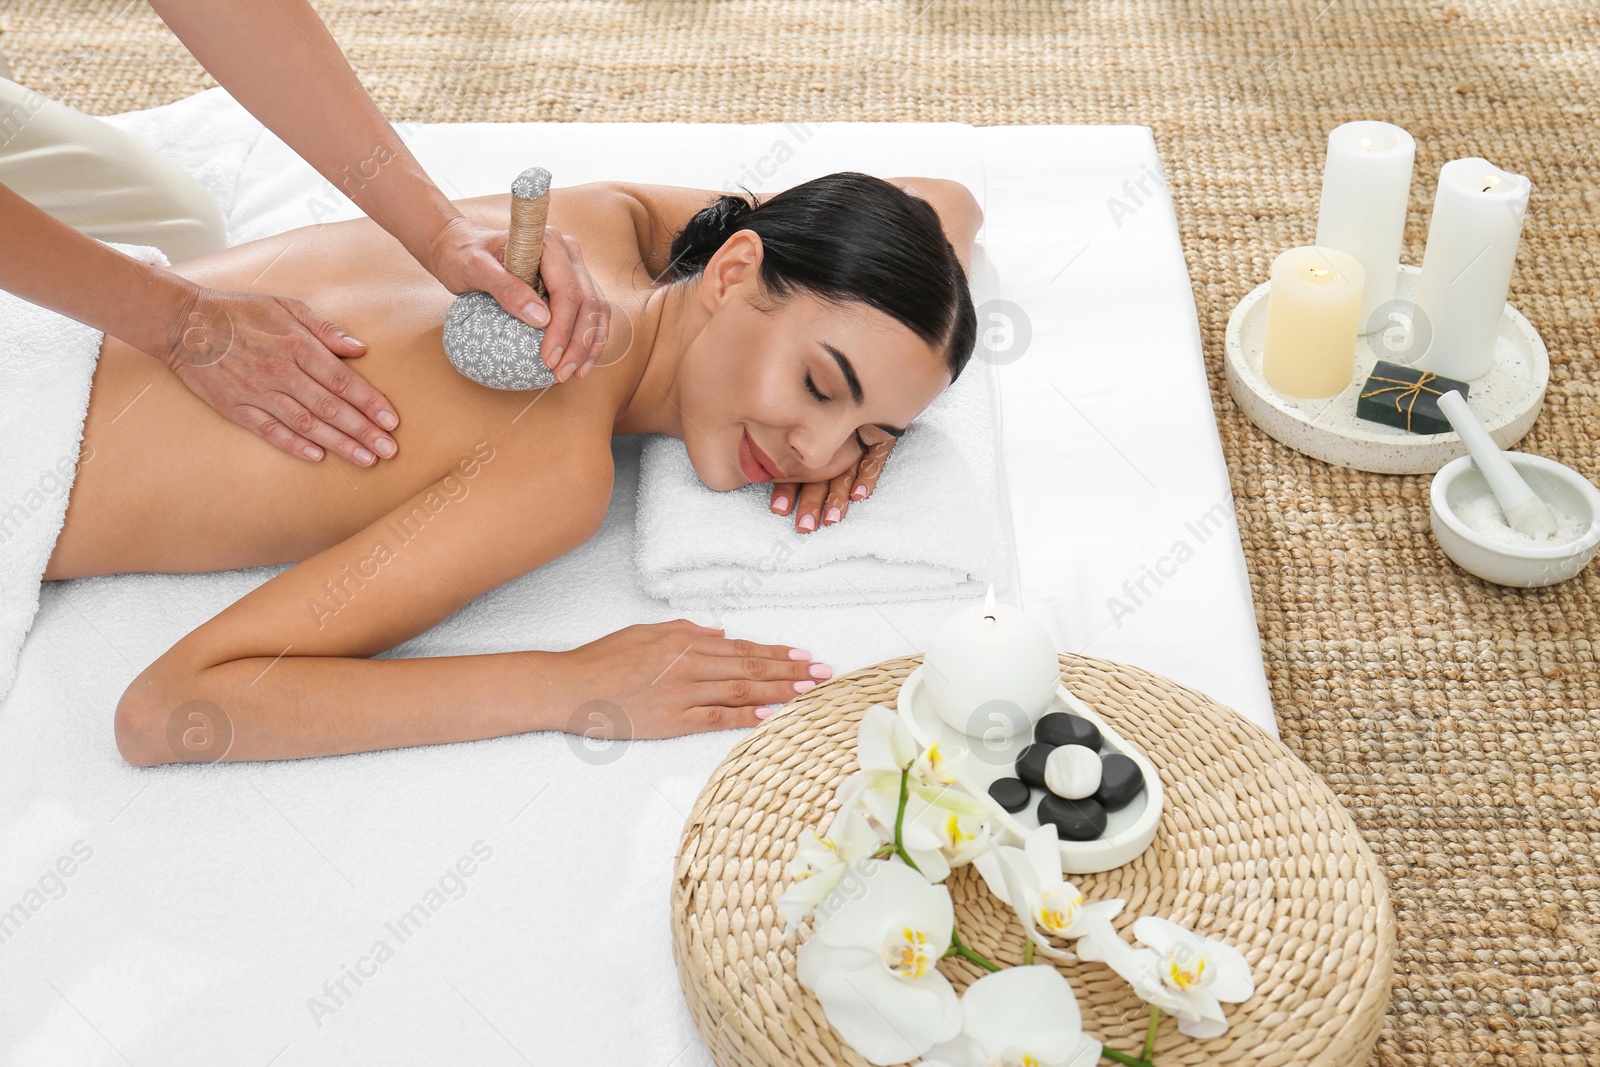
1314, 120, 1416, 334
1412, 157, 1531, 381
1261, 245, 1365, 399
921, 583, 1059, 745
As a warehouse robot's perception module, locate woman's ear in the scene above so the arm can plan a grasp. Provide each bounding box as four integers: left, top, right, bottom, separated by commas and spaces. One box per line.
698, 230, 765, 311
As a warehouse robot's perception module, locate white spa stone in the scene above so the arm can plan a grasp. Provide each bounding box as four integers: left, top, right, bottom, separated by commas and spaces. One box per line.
1044, 744, 1102, 800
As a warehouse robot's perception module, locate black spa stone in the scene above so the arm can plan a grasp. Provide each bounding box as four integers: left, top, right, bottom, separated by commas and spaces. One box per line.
1034, 712, 1101, 750
1037, 793, 1108, 842
1015, 742, 1055, 789
988, 777, 1031, 814
1093, 753, 1144, 811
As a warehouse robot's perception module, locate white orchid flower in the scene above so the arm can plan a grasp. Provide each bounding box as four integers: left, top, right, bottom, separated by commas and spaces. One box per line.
858, 705, 991, 818
972, 824, 1125, 962
795, 859, 963, 1065
888, 791, 995, 884
777, 773, 884, 937
920, 965, 1103, 1067
1075, 915, 1255, 1039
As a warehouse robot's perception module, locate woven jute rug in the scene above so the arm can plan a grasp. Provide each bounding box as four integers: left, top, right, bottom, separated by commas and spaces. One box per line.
4, 2, 1596, 1063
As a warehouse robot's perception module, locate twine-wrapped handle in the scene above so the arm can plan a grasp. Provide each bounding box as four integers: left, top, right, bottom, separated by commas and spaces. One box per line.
505, 166, 552, 303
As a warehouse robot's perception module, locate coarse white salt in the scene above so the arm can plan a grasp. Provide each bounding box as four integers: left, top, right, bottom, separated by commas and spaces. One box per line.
1453, 488, 1591, 546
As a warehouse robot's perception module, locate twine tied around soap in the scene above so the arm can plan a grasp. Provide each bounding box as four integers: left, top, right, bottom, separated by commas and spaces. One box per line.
1360, 370, 1444, 432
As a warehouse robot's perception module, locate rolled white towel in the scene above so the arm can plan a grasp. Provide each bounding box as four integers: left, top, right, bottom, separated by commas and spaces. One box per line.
632, 344, 1014, 611
0, 242, 170, 703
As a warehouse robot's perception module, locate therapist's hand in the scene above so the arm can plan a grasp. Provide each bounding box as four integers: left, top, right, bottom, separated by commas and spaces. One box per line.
164, 285, 401, 466
769, 438, 898, 534
421, 213, 614, 382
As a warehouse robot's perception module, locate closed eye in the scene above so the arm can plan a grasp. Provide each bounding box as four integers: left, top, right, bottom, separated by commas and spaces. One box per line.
805, 374, 871, 456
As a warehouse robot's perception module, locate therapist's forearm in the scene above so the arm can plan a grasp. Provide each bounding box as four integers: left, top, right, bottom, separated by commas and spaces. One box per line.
0, 180, 196, 361
147, 0, 461, 267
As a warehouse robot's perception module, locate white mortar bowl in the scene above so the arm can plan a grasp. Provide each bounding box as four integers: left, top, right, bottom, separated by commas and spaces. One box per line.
1430, 451, 1600, 587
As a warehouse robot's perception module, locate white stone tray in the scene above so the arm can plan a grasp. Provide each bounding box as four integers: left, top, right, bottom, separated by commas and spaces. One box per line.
1224, 263, 1549, 475
896, 666, 1164, 875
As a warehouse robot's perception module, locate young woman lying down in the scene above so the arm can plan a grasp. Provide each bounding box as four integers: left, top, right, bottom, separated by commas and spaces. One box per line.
45, 171, 981, 764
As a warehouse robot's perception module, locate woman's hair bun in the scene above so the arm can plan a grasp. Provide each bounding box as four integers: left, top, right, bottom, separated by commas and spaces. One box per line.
664, 192, 760, 279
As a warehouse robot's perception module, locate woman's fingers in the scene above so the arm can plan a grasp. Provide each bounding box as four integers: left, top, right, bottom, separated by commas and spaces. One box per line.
790, 479, 829, 533
535, 226, 611, 382
681, 634, 829, 717
820, 467, 855, 527
247, 405, 325, 462
262, 386, 383, 467
167, 289, 400, 466
287, 301, 368, 359
556, 234, 612, 378
772, 439, 898, 533
769, 481, 800, 517
691, 633, 817, 665
853, 438, 896, 501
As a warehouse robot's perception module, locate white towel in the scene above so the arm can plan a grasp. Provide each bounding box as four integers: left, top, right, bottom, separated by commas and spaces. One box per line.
0, 242, 170, 705
633, 248, 1015, 610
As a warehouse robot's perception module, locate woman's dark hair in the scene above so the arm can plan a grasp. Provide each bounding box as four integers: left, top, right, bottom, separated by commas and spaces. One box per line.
661, 171, 977, 383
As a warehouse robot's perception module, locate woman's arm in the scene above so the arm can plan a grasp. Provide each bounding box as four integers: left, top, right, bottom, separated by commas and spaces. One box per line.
145, 0, 460, 288
146, 0, 623, 371
114, 424, 616, 766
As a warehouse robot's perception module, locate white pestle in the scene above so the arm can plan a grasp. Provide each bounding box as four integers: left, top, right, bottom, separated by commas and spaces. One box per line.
1437, 389, 1558, 538
442, 166, 558, 390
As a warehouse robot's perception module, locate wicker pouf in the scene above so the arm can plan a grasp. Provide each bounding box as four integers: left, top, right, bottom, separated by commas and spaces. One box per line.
671, 652, 1396, 1066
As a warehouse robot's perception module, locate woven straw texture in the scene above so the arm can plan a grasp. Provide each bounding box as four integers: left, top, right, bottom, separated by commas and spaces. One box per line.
672, 653, 1395, 1065
3, 2, 1596, 1062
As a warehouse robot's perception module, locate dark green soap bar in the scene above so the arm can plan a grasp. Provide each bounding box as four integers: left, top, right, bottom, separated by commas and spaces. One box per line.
1355, 359, 1470, 435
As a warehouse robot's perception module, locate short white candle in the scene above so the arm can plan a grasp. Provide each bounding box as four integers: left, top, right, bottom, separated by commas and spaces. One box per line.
921, 583, 1059, 744
1413, 157, 1532, 381
1314, 120, 1416, 334
1261, 245, 1365, 399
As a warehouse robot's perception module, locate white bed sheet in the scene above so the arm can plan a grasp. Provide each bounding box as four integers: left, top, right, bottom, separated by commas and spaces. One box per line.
0, 100, 1275, 1067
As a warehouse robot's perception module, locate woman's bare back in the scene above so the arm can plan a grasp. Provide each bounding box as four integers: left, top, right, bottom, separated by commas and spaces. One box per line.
45, 185, 653, 580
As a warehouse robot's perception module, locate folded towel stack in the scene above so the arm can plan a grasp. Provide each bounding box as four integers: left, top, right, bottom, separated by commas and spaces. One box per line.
632, 267, 1014, 611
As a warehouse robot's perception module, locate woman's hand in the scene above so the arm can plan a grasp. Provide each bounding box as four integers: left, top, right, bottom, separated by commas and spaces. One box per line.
768, 438, 897, 533
421, 213, 613, 382
548, 619, 833, 738
164, 285, 401, 466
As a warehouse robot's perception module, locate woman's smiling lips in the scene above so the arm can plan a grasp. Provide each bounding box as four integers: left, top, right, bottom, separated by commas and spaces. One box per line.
740, 428, 784, 482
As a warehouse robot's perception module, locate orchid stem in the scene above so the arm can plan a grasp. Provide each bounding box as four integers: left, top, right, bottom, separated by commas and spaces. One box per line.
1099, 1048, 1155, 1067
1142, 1006, 1160, 1060
892, 763, 995, 974
1023, 938, 1035, 965
947, 927, 1002, 972
892, 765, 922, 874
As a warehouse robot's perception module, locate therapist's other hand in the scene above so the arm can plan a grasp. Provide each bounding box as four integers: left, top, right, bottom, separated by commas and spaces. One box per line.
164, 286, 401, 466
422, 214, 613, 383
769, 438, 897, 534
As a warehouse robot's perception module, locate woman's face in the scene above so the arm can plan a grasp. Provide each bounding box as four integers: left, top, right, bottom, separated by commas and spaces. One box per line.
680, 231, 952, 492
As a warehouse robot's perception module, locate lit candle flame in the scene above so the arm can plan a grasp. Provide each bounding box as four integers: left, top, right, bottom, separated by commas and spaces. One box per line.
983, 581, 996, 623
1481, 174, 1501, 193
1359, 137, 1371, 150
1309, 267, 1330, 277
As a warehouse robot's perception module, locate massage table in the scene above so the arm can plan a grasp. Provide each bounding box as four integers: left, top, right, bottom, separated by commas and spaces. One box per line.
0, 90, 1275, 1065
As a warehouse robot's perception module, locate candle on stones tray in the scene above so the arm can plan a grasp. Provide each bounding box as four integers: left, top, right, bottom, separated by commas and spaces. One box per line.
921, 582, 1059, 742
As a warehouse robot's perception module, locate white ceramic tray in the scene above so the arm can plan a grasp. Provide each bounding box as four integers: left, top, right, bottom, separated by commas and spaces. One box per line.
895, 666, 1164, 874
1224, 263, 1549, 475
